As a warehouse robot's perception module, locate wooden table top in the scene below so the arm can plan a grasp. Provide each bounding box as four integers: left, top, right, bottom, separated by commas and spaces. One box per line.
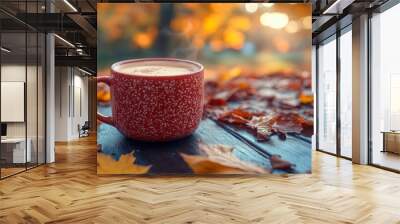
98, 105, 311, 174
381, 131, 400, 134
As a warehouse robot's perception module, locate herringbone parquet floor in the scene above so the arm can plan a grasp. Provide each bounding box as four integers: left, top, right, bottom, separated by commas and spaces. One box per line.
1, 135, 400, 224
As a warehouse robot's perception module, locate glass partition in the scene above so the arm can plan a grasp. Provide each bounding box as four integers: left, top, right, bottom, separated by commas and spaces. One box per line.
0, 1, 46, 179
317, 36, 337, 154
27, 30, 38, 169
339, 28, 352, 158
1, 30, 27, 177
371, 3, 400, 171
38, 32, 45, 165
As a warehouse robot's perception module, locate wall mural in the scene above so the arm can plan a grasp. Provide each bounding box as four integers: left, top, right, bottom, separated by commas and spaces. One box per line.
97, 3, 313, 175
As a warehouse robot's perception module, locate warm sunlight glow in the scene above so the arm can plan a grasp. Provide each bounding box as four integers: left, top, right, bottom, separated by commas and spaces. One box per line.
262, 3, 274, 8
302, 16, 312, 29
285, 21, 299, 33
260, 12, 289, 29
245, 3, 258, 13
223, 29, 245, 50
133, 33, 152, 48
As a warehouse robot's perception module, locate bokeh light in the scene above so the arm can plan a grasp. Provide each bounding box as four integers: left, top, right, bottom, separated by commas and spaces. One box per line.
262, 3, 274, 8
302, 16, 312, 29
98, 3, 311, 77
285, 21, 299, 33
260, 12, 289, 29
245, 3, 258, 13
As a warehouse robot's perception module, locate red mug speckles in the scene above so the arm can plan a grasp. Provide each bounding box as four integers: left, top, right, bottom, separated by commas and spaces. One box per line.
97, 58, 204, 142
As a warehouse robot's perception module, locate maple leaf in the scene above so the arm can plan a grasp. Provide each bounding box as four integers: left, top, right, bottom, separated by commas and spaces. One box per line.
272, 113, 314, 137
181, 144, 269, 174
217, 108, 254, 125
247, 115, 275, 141
97, 152, 151, 175
271, 113, 304, 134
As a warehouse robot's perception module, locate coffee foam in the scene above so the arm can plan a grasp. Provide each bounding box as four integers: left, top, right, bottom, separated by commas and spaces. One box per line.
114, 60, 200, 77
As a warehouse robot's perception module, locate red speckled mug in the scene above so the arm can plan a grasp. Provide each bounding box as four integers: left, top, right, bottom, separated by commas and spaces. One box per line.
97, 58, 204, 141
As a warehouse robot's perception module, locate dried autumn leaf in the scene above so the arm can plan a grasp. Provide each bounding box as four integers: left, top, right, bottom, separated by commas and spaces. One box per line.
270, 155, 294, 170
204, 106, 228, 120
276, 78, 302, 91
215, 89, 236, 100
226, 80, 251, 90
286, 81, 302, 91
258, 88, 276, 102
228, 88, 254, 101
208, 98, 227, 107
271, 113, 304, 134
181, 144, 269, 174
303, 109, 314, 117
277, 131, 286, 140
204, 74, 314, 140
97, 152, 151, 174
300, 119, 314, 137
218, 108, 254, 125
278, 99, 300, 109
204, 81, 219, 98
303, 78, 312, 89
229, 108, 253, 120
97, 89, 111, 103
247, 116, 275, 141
207, 90, 233, 106
299, 92, 313, 105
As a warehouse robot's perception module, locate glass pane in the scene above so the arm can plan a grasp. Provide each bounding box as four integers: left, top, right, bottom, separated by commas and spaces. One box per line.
317, 38, 337, 154
26, 0, 39, 169
27, 31, 38, 169
1, 30, 27, 177
312, 45, 317, 150
38, 33, 45, 165
371, 4, 400, 171
340, 29, 352, 158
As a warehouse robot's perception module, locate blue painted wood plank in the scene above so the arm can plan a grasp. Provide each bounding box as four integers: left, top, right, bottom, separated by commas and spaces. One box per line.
97, 105, 311, 174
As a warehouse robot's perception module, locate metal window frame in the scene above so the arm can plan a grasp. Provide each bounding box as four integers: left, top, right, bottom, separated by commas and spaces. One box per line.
315, 21, 353, 161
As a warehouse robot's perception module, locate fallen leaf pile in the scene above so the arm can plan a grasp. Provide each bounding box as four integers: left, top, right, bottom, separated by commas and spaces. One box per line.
205, 73, 313, 141
181, 143, 269, 174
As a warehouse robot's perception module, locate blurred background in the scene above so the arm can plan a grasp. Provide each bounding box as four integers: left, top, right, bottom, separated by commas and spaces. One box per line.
97, 3, 311, 82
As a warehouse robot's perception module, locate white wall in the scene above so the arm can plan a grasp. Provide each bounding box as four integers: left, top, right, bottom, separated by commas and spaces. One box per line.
54, 67, 89, 141
72, 73, 89, 138
1, 63, 46, 164
1, 65, 36, 138
55, 67, 69, 141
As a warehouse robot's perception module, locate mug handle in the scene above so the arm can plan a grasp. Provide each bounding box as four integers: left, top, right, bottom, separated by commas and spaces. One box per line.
97, 76, 114, 126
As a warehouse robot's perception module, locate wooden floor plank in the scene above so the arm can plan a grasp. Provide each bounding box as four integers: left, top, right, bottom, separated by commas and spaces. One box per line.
0, 135, 400, 223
